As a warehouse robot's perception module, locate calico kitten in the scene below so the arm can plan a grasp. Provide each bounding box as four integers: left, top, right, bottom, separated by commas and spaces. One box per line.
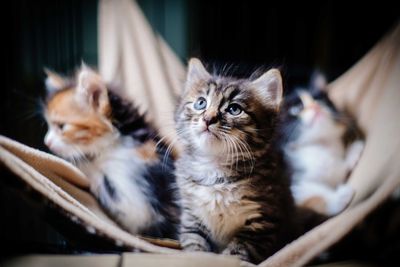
43, 66, 179, 239
279, 72, 364, 216
175, 58, 295, 264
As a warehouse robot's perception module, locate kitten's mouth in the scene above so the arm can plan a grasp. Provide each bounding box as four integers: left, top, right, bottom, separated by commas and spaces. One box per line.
199, 127, 219, 140
311, 111, 322, 125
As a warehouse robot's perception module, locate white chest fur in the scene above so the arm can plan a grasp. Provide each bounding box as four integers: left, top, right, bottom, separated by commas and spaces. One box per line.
185, 181, 261, 248
287, 141, 347, 187
78, 140, 155, 234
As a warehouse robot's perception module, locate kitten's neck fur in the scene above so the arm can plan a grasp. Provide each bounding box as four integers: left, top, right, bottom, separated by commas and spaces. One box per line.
77, 135, 132, 166
77, 136, 158, 234
180, 141, 275, 186
180, 152, 240, 185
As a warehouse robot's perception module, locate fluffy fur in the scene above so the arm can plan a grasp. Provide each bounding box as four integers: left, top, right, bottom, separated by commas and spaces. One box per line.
279, 73, 364, 216
175, 58, 295, 263
43, 66, 179, 238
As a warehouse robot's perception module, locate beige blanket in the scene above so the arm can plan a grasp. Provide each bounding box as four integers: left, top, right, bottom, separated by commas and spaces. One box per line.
1, 0, 399, 266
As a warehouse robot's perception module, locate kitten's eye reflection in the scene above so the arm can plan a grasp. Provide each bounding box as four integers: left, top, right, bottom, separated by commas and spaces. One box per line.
227, 103, 242, 116
194, 97, 207, 110
289, 106, 302, 116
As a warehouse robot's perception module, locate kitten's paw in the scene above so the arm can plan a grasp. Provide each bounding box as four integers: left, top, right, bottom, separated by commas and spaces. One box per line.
180, 232, 212, 252
346, 140, 365, 170
222, 242, 250, 262
182, 243, 209, 252
328, 185, 355, 215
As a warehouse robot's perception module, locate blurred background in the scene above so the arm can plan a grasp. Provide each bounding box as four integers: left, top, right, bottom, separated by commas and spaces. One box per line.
1, 0, 399, 263
3, 0, 399, 148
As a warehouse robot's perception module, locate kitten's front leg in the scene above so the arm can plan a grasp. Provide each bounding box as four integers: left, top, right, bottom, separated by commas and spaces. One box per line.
222, 238, 251, 262
222, 223, 277, 264
180, 210, 212, 252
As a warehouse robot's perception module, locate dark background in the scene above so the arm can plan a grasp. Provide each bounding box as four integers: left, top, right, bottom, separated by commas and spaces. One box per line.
1, 0, 399, 262
190, 1, 399, 87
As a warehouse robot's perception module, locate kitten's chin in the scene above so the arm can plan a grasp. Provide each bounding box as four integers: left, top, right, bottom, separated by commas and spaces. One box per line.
195, 131, 225, 155
47, 139, 99, 162
48, 145, 82, 161
300, 115, 344, 143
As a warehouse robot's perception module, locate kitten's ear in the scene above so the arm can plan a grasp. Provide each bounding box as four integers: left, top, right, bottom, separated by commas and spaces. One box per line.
76, 66, 110, 115
185, 58, 211, 90
310, 71, 327, 92
251, 69, 283, 110
44, 68, 68, 94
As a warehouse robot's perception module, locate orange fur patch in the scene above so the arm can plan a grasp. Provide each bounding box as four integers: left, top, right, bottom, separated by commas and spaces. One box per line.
301, 196, 327, 215
46, 88, 112, 144
136, 140, 159, 162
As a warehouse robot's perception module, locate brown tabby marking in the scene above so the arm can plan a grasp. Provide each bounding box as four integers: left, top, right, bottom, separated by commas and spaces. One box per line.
176, 58, 294, 264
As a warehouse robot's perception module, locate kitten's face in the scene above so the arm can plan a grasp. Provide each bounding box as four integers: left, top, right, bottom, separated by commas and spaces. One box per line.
43, 68, 116, 160
281, 89, 345, 144
176, 58, 283, 160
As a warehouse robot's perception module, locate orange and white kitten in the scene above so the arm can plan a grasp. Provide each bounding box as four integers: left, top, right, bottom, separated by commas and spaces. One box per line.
43, 66, 179, 238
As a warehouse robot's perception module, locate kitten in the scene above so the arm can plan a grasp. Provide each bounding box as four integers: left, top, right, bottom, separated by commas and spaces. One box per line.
279, 72, 365, 216
43, 66, 179, 239
175, 58, 295, 263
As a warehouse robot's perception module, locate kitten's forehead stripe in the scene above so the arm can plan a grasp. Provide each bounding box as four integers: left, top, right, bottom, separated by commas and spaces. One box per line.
211, 81, 225, 94
208, 81, 216, 88
204, 82, 243, 111
226, 87, 240, 101
207, 82, 217, 95
217, 97, 227, 110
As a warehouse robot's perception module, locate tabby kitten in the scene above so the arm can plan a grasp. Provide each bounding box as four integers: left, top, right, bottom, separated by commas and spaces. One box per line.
279, 73, 364, 216
43, 66, 179, 238
175, 58, 295, 264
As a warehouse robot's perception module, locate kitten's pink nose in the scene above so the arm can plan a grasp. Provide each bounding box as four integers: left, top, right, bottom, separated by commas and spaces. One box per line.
311, 104, 323, 116
305, 103, 321, 114
313, 103, 321, 110
203, 116, 218, 127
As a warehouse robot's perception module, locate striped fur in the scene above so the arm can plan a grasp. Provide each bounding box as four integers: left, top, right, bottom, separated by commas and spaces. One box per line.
175, 59, 295, 263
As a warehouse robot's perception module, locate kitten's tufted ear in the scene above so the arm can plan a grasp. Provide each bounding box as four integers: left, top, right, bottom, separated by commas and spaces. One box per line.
310, 71, 327, 92
251, 69, 283, 110
44, 68, 68, 94
76, 66, 110, 115
185, 58, 211, 90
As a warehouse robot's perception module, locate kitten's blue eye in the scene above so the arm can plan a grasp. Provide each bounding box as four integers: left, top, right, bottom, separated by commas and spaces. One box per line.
289, 106, 302, 116
194, 97, 207, 110
227, 103, 242, 116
